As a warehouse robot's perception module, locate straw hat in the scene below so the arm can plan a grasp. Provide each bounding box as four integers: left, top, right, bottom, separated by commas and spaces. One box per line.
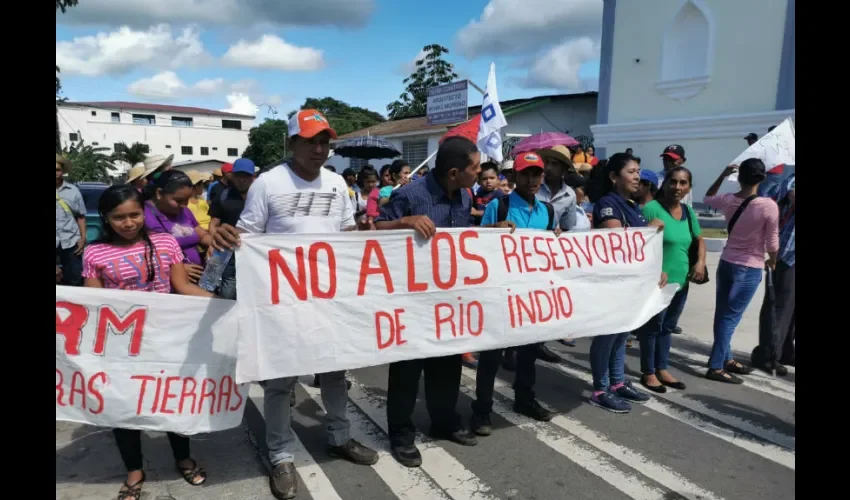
126, 163, 149, 183
56, 154, 72, 171
185, 169, 205, 186
213, 167, 223, 177
499, 159, 514, 172
574, 162, 593, 173
143, 154, 174, 175
536, 145, 575, 170
200, 171, 213, 181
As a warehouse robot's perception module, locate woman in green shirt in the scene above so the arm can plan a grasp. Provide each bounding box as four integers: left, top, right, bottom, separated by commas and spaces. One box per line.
637, 167, 706, 393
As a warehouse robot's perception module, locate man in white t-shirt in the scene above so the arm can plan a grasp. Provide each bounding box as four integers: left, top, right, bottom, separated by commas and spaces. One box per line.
212, 109, 378, 500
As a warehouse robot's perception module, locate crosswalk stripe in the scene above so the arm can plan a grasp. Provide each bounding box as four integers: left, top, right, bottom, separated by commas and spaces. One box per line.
543, 361, 795, 470
297, 380, 455, 500
342, 379, 499, 500
248, 384, 344, 500
461, 368, 724, 500
668, 347, 795, 401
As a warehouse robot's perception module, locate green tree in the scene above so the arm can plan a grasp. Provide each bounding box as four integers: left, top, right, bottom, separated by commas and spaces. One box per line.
111, 142, 149, 166
243, 119, 289, 168
286, 97, 385, 137
56, 0, 79, 13
387, 44, 458, 120
56, 1, 78, 152
61, 140, 117, 183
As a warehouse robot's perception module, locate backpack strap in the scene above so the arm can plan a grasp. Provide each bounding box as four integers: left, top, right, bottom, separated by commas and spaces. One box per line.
727, 195, 757, 235
543, 202, 555, 230
496, 195, 510, 223
220, 188, 230, 203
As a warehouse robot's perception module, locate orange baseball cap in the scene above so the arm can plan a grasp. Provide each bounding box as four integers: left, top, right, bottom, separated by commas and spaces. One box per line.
288, 109, 337, 139
513, 152, 545, 172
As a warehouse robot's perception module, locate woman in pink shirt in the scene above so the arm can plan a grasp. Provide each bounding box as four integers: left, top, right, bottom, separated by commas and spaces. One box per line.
703, 159, 779, 384
82, 185, 214, 499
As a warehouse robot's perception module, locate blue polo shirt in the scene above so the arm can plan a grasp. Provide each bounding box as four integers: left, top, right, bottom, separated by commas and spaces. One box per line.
376, 174, 473, 228
481, 191, 552, 230
592, 191, 648, 228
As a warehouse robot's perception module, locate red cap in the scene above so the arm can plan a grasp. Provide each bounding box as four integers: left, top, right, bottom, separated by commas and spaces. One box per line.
513, 152, 545, 172
221, 163, 234, 174
288, 109, 337, 139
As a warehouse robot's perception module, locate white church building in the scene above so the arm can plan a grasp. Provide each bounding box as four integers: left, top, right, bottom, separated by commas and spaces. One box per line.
591, 0, 795, 197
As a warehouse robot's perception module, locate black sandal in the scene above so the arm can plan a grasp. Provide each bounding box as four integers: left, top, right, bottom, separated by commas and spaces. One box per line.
724, 360, 753, 375
177, 459, 207, 486
705, 369, 743, 384
117, 471, 145, 500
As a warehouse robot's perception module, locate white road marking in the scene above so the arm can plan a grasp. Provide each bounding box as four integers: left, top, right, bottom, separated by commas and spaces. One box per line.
543, 361, 796, 470
460, 369, 718, 500
248, 384, 344, 500
298, 380, 454, 500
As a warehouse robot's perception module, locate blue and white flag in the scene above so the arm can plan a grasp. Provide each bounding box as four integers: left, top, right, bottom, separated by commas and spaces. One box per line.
477, 63, 508, 162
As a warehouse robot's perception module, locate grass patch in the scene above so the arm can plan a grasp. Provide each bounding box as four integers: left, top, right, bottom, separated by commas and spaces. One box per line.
701, 228, 728, 239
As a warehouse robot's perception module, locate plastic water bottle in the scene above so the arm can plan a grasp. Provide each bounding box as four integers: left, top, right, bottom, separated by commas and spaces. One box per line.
198, 249, 234, 292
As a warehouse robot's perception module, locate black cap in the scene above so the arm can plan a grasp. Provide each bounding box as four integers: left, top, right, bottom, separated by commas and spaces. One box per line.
768, 126, 777, 133
744, 133, 758, 141
660, 144, 686, 162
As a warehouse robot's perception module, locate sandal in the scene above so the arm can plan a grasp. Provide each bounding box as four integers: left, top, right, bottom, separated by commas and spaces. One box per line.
724, 360, 753, 375
177, 458, 207, 486
705, 369, 743, 384
117, 471, 145, 500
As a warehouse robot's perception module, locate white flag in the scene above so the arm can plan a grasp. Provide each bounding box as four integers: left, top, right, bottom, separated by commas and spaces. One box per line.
727, 117, 795, 182
477, 63, 508, 162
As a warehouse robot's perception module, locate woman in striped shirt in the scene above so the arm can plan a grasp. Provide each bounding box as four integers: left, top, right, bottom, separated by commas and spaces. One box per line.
82, 185, 214, 500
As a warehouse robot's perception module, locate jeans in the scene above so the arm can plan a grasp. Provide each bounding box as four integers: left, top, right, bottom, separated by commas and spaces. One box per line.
113, 428, 190, 472
638, 285, 689, 374
218, 259, 237, 300
56, 245, 83, 286
386, 355, 462, 447
260, 372, 350, 466
589, 332, 630, 391
708, 260, 763, 369
472, 344, 538, 415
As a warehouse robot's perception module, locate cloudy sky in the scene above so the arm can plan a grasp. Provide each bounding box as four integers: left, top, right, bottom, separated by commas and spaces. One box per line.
56, 0, 602, 119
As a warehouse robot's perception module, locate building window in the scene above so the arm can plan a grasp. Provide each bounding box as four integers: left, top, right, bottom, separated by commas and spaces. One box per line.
69, 132, 79, 141
349, 158, 368, 171
181, 146, 193, 155
92, 142, 99, 146
212, 147, 218, 151
657, 0, 714, 101
227, 148, 239, 157
165, 145, 172, 149
91, 111, 96, 116
401, 140, 428, 169
200, 147, 209, 156
172, 116, 193, 127
222, 120, 242, 130
111, 112, 120, 123
132, 114, 156, 125
139, 144, 150, 154
114, 143, 124, 153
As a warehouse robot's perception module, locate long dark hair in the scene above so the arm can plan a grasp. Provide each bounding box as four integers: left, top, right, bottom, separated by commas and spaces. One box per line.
357, 165, 378, 189
98, 185, 157, 284
586, 153, 636, 203
143, 169, 194, 202
378, 164, 392, 187
657, 166, 693, 201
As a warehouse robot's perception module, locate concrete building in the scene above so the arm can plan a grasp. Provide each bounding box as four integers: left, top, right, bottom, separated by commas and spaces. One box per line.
327, 92, 598, 172
171, 159, 228, 176
57, 101, 255, 175
591, 0, 795, 198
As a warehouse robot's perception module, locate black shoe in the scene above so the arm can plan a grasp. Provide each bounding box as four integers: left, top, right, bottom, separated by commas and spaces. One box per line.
640, 375, 667, 394
502, 350, 517, 372
705, 369, 743, 384
724, 360, 753, 375
672, 326, 683, 335
753, 360, 789, 377
269, 462, 298, 500
391, 443, 422, 468
429, 427, 478, 446
328, 439, 379, 465
470, 413, 492, 436
514, 400, 554, 422
536, 344, 562, 363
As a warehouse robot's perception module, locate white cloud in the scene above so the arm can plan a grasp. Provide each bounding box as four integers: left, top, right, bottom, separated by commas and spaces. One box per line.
127, 71, 224, 99
57, 0, 375, 29
397, 48, 429, 75
221, 35, 324, 71
519, 37, 599, 90
222, 93, 259, 116
56, 24, 208, 76
456, 0, 602, 58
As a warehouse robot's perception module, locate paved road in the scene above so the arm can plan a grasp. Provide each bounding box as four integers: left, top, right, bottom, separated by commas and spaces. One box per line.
57, 334, 795, 500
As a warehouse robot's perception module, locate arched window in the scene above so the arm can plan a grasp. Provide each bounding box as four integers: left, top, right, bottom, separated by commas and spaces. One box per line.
656, 0, 715, 101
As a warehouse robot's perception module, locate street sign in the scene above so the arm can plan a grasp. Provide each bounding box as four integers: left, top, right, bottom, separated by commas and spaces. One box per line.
427, 80, 469, 126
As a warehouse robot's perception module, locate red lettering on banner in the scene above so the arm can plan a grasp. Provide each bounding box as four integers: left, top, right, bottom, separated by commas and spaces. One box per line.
158, 376, 181, 414
500, 235, 521, 272
309, 242, 337, 299
199, 378, 217, 414
608, 232, 628, 263
56, 301, 89, 356
458, 231, 489, 285
269, 247, 306, 303
434, 298, 483, 339
632, 231, 646, 262
406, 237, 428, 292
430, 233, 458, 289
545, 238, 565, 271
134, 373, 244, 416
591, 234, 610, 264
532, 236, 552, 272
56, 368, 107, 414
507, 282, 573, 328
358, 240, 394, 295
131, 375, 156, 415
500, 231, 653, 274
519, 236, 537, 272
93, 305, 146, 356
557, 236, 581, 268
374, 309, 407, 350
179, 377, 197, 414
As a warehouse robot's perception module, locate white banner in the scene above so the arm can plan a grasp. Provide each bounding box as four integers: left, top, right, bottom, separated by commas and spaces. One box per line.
235, 228, 677, 384
728, 117, 795, 182
477, 63, 507, 162
56, 287, 247, 434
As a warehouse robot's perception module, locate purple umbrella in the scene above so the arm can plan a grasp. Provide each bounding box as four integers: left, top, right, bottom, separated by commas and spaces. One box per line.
511, 132, 579, 156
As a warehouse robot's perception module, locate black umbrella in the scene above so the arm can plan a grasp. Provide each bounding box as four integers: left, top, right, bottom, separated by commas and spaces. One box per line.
334, 136, 401, 160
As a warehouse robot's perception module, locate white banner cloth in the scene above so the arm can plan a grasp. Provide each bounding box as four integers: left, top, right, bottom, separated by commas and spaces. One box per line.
235, 228, 677, 384
728, 117, 795, 182
56, 287, 247, 434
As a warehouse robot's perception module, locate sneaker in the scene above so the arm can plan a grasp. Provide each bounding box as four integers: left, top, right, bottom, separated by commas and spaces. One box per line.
752, 360, 789, 377
470, 413, 492, 436
269, 462, 298, 500
328, 439, 379, 465
428, 427, 478, 446
514, 400, 554, 422
461, 353, 479, 369
589, 391, 631, 414
612, 381, 650, 404
390, 443, 422, 468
